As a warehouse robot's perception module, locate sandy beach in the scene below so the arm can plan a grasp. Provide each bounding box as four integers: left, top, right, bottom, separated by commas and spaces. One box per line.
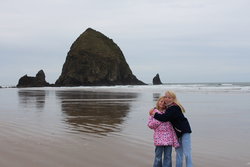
0, 85, 250, 167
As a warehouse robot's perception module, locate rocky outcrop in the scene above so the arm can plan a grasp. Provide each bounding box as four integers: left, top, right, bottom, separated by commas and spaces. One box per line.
55, 28, 145, 86
17, 70, 50, 87
153, 73, 162, 85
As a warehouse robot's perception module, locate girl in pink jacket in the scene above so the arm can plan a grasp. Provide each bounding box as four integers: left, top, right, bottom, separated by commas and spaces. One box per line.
148, 96, 179, 167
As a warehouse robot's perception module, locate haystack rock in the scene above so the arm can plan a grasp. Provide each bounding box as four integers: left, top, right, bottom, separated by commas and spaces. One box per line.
17, 70, 50, 87
55, 28, 145, 86
153, 73, 163, 85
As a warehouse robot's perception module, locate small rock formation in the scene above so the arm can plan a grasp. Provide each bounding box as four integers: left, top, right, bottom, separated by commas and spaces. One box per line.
153, 73, 162, 85
55, 28, 145, 86
17, 70, 50, 87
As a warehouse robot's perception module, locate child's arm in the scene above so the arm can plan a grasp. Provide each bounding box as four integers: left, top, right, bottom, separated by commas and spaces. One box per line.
147, 115, 161, 129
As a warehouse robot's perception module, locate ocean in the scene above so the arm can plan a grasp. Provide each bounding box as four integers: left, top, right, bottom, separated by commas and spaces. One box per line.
0, 83, 249, 167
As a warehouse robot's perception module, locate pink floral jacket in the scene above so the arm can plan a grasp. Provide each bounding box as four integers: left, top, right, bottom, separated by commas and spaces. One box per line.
147, 109, 179, 147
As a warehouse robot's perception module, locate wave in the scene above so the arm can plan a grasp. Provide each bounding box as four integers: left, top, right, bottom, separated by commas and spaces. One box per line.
16, 82, 250, 93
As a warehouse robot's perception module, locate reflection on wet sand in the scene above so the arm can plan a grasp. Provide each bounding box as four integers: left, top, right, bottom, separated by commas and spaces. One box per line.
18, 90, 46, 109
153, 93, 161, 101
56, 90, 138, 136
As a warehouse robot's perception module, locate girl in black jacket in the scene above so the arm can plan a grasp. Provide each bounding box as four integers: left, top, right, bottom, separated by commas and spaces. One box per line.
150, 90, 193, 167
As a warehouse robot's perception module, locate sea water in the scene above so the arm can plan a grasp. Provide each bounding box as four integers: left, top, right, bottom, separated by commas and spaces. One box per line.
0, 83, 249, 167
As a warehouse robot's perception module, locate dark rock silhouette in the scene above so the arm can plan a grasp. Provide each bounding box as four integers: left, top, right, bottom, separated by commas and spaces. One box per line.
17, 70, 50, 87
56, 28, 145, 86
153, 73, 162, 85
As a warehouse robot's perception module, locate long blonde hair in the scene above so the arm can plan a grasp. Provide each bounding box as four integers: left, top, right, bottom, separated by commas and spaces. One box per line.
156, 96, 166, 111
165, 90, 186, 113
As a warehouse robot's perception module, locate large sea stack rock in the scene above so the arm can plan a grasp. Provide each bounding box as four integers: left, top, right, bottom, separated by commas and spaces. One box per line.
17, 70, 50, 87
55, 28, 145, 86
153, 73, 163, 85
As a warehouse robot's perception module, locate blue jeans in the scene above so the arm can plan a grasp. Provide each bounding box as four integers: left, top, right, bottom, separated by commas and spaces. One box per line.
153, 146, 172, 167
175, 133, 193, 167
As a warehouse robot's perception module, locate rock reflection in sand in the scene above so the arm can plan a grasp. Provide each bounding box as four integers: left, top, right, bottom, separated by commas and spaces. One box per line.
56, 90, 138, 136
18, 89, 47, 109
153, 93, 161, 101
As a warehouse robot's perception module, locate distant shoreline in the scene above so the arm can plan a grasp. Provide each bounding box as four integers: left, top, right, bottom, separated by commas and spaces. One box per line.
1, 81, 250, 89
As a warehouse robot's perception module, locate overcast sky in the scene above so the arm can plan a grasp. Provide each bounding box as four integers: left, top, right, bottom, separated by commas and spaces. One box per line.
1, 0, 250, 86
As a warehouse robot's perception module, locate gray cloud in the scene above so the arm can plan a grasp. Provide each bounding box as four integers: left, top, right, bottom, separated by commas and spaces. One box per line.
1, 0, 250, 86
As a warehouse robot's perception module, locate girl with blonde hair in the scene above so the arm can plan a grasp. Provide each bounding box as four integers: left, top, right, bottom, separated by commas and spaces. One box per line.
165, 90, 185, 113
148, 96, 179, 167
150, 91, 193, 167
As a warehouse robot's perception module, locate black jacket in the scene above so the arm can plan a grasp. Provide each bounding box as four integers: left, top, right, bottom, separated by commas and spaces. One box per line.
154, 105, 192, 138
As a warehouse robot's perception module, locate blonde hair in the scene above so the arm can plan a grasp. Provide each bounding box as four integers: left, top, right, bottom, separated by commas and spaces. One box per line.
156, 96, 166, 110
165, 90, 186, 113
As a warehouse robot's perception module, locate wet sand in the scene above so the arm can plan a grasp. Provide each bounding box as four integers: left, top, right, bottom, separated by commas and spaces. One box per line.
0, 123, 152, 167
0, 87, 250, 167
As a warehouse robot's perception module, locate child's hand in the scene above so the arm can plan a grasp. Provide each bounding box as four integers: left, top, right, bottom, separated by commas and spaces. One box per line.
149, 108, 155, 116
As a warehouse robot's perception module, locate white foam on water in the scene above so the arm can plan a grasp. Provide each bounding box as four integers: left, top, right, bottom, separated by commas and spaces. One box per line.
13, 82, 250, 93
